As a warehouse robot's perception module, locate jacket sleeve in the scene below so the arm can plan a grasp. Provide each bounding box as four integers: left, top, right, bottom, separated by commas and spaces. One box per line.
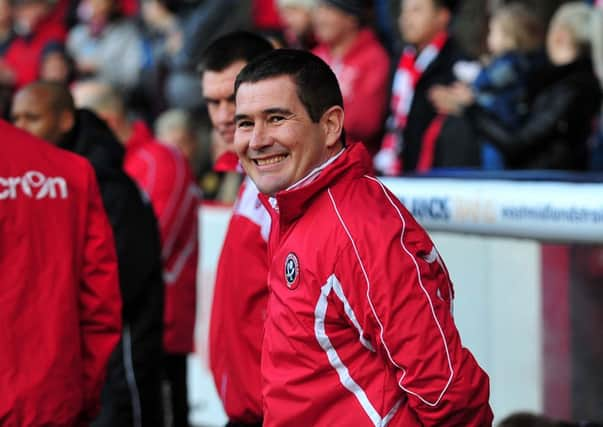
466, 84, 576, 162
79, 163, 122, 421
335, 199, 492, 426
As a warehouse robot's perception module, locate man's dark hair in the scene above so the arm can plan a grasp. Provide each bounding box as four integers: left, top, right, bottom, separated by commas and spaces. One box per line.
234, 49, 344, 124
197, 31, 274, 74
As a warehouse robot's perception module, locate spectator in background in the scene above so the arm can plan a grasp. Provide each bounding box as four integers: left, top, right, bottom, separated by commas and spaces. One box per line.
67, 0, 142, 92
431, 2, 603, 170
276, 0, 316, 49
0, 0, 66, 89
155, 108, 203, 177
0, 120, 122, 427
11, 81, 165, 427
138, 0, 188, 117
72, 80, 200, 427
374, 0, 474, 175
160, 0, 251, 111
197, 31, 273, 427
312, 0, 390, 155
38, 41, 76, 83
457, 2, 544, 170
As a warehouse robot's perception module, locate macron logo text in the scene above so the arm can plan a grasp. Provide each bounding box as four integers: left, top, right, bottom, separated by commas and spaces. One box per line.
0, 171, 68, 200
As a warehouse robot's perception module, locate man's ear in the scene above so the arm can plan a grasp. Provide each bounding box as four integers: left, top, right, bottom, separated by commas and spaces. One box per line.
58, 110, 74, 135
321, 105, 344, 148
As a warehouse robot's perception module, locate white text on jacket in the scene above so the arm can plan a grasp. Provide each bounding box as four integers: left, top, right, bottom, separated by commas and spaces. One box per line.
0, 171, 68, 200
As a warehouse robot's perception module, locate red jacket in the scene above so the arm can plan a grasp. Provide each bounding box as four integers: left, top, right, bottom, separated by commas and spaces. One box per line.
0, 121, 122, 425
313, 29, 390, 154
209, 176, 271, 423
260, 143, 493, 426
3, 15, 66, 88
124, 121, 199, 353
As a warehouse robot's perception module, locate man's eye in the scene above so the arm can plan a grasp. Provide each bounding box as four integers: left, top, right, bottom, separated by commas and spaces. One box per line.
236, 120, 253, 128
268, 116, 285, 123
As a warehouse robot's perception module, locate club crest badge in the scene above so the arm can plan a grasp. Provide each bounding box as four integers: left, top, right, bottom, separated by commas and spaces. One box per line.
284, 253, 300, 289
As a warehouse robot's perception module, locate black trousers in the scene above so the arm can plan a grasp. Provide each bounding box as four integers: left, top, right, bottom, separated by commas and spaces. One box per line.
163, 353, 190, 427
92, 326, 164, 427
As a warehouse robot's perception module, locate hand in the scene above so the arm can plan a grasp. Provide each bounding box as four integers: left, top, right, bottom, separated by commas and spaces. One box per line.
428, 82, 474, 116
76, 59, 99, 75
450, 81, 474, 106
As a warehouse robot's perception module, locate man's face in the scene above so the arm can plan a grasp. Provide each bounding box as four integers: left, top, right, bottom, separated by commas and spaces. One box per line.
234, 75, 336, 195
400, 0, 448, 49
11, 88, 67, 144
202, 60, 247, 145
312, 4, 357, 46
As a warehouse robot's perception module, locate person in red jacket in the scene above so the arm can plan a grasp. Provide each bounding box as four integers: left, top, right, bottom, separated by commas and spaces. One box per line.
0, 0, 66, 88
72, 79, 200, 427
197, 31, 273, 427
232, 49, 493, 426
0, 120, 122, 426
312, 0, 390, 155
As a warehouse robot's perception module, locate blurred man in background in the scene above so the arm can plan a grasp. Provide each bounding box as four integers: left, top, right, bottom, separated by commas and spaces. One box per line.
197, 31, 273, 427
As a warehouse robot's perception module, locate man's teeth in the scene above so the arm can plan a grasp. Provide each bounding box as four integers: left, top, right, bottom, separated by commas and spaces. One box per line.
256, 155, 287, 166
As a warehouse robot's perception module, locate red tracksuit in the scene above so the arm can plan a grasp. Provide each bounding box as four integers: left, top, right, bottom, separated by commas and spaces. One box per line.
124, 121, 199, 354
209, 176, 271, 423
0, 120, 122, 425
259, 143, 493, 426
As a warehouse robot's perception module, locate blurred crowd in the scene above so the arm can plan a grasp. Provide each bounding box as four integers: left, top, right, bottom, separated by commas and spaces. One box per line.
1, 0, 603, 201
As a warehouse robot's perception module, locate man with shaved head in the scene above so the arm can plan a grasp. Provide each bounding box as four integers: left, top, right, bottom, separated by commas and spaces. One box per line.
72, 79, 200, 427
12, 81, 166, 427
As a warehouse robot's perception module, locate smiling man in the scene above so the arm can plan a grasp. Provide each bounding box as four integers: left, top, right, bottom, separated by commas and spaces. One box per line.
233, 49, 493, 427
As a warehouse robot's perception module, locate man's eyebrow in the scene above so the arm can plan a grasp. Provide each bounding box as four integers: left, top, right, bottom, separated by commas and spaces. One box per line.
234, 113, 251, 123
234, 108, 294, 123
264, 108, 293, 116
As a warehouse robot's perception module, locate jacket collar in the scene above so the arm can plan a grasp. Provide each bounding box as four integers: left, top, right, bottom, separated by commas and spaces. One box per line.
260, 142, 372, 225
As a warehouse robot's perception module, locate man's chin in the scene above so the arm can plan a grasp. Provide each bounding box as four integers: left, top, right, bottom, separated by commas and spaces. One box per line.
219, 131, 235, 145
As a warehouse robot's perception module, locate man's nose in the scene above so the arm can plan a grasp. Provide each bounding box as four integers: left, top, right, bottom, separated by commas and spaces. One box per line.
249, 121, 270, 149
